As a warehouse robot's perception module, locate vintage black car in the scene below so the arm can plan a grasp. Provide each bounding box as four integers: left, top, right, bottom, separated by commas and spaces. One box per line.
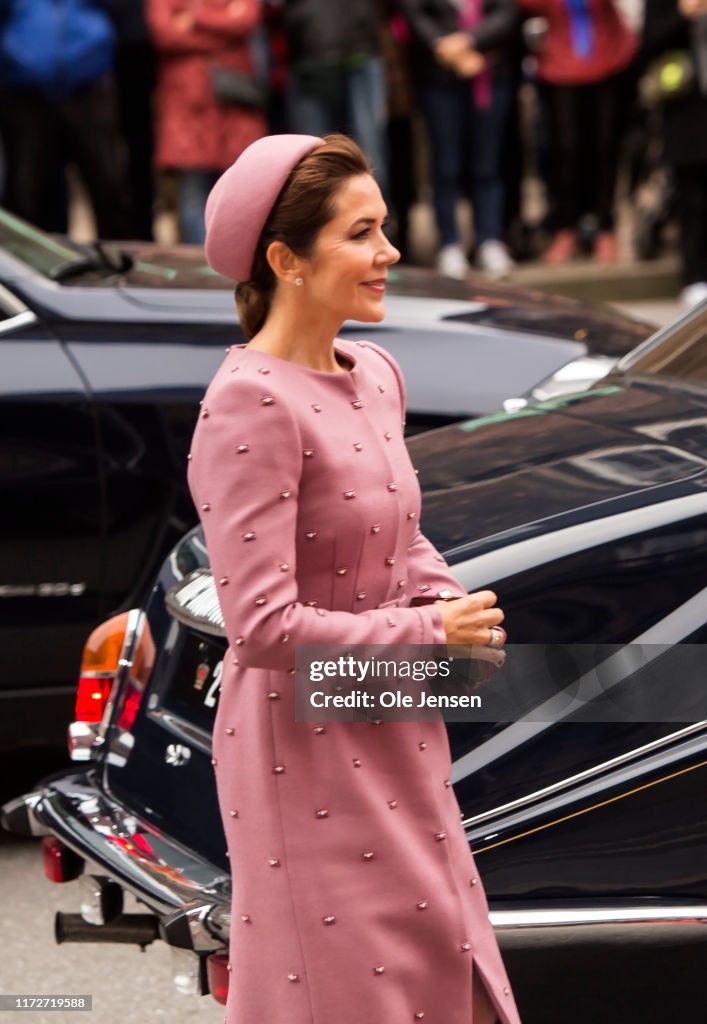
0, 209, 653, 753
3, 304, 705, 1021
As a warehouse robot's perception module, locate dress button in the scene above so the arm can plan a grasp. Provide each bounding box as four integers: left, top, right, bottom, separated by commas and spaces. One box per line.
280, 490, 291, 499
268, 691, 280, 700
229, 810, 238, 817
219, 577, 229, 586
343, 490, 356, 499
235, 444, 249, 454
272, 765, 285, 774
387, 618, 396, 627
322, 915, 336, 925
460, 942, 471, 952
356, 592, 366, 600
201, 503, 211, 512
201, 409, 209, 419
352, 758, 361, 767
470, 878, 478, 886
418, 584, 431, 592
352, 400, 363, 409
362, 851, 375, 860
243, 531, 256, 541
353, 442, 363, 452
315, 809, 329, 818
225, 727, 235, 735
254, 595, 267, 606
434, 831, 447, 841
312, 404, 322, 412
260, 396, 274, 406
504, 988, 510, 996
287, 974, 300, 983
313, 726, 326, 734
269, 858, 281, 867
397, 579, 406, 588
280, 633, 290, 643
378, 384, 385, 393
305, 532, 318, 540
258, 367, 270, 375
407, 511, 415, 519
387, 800, 398, 809
373, 966, 385, 975
414, 1014, 425, 1020
417, 901, 428, 910
303, 449, 315, 457
241, 914, 251, 922
336, 567, 348, 576
385, 557, 395, 566
419, 742, 427, 750
444, 779, 451, 787
235, 636, 244, 646
387, 482, 397, 492
280, 563, 289, 572
370, 524, 381, 534
384, 432, 392, 440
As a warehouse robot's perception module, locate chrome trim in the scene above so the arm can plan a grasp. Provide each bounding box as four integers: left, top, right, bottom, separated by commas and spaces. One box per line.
463, 720, 707, 827
165, 570, 225, 637
68, 721, 104, 762
490, 905, 707, 928
0, 282, 35, 321
99, 608, 145, 739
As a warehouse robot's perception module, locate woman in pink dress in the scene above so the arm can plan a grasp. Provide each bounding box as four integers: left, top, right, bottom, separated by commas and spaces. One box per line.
187, 132, 520, 1024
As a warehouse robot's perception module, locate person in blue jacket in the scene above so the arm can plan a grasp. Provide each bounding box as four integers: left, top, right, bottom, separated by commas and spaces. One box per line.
0, 0, 135, 238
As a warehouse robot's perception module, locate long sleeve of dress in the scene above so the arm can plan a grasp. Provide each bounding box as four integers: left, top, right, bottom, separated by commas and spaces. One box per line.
188, 370, 449, 671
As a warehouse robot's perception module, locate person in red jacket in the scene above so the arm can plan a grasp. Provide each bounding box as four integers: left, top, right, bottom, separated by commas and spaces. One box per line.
147, 0, 267, 244
518, 0, 638, 262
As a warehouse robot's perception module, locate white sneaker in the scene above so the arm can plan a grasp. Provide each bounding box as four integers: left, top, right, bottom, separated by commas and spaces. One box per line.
680, 281, 707, 310
476, 239, 515, 279
437, 244, 470, 280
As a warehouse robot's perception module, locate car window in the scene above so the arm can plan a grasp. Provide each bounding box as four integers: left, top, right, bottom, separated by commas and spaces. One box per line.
0, 209, 81, 278
617, 309, 707, 388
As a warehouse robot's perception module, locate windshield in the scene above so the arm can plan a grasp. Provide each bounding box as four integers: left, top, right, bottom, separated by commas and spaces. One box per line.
0, 209, 81, 277
616, 306, 707, 388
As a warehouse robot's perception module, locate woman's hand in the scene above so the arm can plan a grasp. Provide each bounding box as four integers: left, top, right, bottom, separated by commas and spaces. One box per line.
436, 590, 504, 645
435, 31, 473, 66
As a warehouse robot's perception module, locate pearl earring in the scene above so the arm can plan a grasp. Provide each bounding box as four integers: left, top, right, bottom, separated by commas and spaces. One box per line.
295, 277, 303, 287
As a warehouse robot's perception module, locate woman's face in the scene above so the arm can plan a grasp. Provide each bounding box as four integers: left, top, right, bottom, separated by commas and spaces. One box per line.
299, 173, 400, 324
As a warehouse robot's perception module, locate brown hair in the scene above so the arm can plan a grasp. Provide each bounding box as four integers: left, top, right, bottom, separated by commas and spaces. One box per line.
235, 134, 372, 339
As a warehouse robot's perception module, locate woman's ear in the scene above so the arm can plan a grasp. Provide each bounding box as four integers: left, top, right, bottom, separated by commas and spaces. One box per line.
265, 240, 305, 287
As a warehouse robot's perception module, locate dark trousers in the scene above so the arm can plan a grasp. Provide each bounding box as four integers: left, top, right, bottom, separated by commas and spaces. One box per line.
114, 43, 156, 241
0, 75, 135, 239
539, 69, 634, 232
416, 75, 513, 248
674, 162, 707, 285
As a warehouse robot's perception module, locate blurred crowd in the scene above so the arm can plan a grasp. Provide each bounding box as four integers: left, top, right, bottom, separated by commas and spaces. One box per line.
0, 0, 705, 306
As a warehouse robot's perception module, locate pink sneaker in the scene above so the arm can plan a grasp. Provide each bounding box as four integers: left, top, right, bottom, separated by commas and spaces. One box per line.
594, 231, 618, 263
543, 229, 577, 264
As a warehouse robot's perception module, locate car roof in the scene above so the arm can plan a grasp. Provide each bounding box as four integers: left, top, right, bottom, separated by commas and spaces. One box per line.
409, 379, 707, 559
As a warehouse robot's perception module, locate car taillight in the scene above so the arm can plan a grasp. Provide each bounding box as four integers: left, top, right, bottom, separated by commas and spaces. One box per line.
206, 952, 230, 1005
69, 610, 155, 761
75, 612, 132, 723
42, 836, 83, 883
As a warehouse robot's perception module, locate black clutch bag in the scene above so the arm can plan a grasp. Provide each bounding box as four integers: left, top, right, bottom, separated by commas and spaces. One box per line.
209, 66, 267, 110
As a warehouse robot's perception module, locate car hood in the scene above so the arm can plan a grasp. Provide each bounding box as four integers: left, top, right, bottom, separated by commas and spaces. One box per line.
409, 380, 707, 555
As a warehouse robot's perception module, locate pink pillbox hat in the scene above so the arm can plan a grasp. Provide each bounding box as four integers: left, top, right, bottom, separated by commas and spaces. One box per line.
204, 134, 323, 282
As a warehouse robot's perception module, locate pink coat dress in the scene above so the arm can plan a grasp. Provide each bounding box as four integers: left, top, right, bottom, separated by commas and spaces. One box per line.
187, 338, 521, 1024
